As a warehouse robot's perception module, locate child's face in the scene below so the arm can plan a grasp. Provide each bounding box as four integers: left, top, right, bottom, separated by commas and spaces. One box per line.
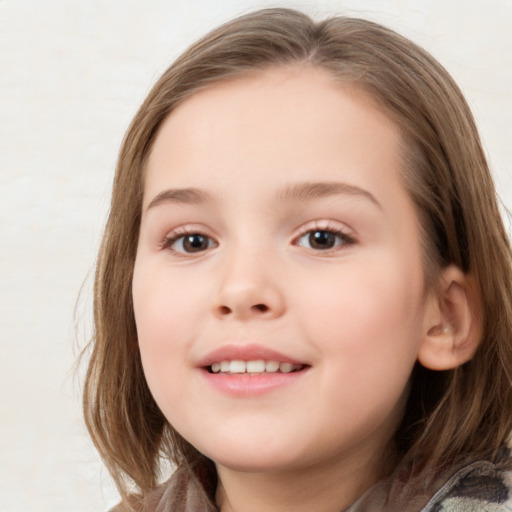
133, 67, 433, 477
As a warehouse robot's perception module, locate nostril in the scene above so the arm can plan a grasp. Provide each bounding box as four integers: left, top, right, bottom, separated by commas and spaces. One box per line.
252, 304, 269, 313
216, 303, 271, 317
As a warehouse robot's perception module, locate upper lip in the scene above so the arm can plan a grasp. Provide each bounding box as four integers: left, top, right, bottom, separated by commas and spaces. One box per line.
197, 343, 307, 368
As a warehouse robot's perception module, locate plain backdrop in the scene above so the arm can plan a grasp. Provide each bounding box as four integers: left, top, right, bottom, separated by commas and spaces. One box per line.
1, 1, 511, 510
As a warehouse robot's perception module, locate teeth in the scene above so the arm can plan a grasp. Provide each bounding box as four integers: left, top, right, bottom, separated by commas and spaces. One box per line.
229, 360, 246, 373
246, 360, 265, 373
265, 360, 280, 372
280, 362, 294, 373
210, 360, 303, 374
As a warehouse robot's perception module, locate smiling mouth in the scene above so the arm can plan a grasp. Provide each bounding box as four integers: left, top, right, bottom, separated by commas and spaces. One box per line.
207, 360, 306, 374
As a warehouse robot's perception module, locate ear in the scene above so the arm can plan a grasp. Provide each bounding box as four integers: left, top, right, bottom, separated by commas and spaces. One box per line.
418, 265, 482, 371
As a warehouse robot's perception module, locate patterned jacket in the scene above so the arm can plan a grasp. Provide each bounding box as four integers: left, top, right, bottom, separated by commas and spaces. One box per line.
112, 448, 512, 511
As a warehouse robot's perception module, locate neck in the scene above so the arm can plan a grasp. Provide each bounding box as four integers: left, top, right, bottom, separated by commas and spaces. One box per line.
215, 445, 394, 512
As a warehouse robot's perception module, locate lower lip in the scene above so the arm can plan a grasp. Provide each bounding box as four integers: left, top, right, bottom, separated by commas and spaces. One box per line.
201, 369, 308, 396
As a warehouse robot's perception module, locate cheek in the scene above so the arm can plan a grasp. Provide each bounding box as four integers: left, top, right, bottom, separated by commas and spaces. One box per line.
132, 261, 204, 391
133, 260, 204, 336
295, 255, 425, 377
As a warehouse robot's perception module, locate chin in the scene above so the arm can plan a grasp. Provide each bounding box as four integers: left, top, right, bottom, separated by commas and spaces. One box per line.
212, 453, 297, 473
197, 438, 303, 473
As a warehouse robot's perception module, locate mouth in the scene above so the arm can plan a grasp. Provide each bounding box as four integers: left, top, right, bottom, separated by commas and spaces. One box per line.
199, 344, 310, 395
207, 360, 306, 375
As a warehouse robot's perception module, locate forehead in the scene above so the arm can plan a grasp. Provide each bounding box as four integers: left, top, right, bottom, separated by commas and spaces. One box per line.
144, 65, 405, 207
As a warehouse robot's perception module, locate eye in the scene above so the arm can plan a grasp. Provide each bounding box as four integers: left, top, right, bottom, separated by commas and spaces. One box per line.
163, 232, 218, 254
295, 228, 354, 251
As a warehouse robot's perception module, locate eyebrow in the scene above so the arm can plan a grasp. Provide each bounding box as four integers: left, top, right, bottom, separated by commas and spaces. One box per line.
278, 181, 382, 210
146, 181, 382, 211
146, 187, 210, 211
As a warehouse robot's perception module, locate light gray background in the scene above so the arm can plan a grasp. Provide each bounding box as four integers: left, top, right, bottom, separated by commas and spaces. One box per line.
1, 1, 511, 510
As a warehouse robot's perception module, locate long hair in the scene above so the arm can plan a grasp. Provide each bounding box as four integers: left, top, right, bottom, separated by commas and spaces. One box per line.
83, 8, 512, 509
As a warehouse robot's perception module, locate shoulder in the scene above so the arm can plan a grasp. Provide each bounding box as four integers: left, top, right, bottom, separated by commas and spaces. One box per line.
422, 448, 512, 511
107, 472, 214, 512
348, 448, 512, 511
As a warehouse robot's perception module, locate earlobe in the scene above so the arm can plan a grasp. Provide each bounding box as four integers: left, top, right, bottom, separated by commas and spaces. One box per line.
418, 265, 482, 371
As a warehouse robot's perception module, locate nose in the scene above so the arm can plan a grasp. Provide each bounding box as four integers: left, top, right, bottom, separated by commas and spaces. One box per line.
212, 249, 286, 321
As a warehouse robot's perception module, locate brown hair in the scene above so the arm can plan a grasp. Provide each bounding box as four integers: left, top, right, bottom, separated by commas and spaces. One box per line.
83, 8, 512, 509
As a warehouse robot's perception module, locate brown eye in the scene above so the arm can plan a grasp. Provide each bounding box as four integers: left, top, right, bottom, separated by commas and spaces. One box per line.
308, 231, 337, 249
296, 229, 353, 251
171, 233, 216, 253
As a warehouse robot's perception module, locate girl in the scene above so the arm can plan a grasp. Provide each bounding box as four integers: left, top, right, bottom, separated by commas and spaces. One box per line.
83, 8, 512, 511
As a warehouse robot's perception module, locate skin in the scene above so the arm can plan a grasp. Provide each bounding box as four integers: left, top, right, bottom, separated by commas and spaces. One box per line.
132, 66, 440, 512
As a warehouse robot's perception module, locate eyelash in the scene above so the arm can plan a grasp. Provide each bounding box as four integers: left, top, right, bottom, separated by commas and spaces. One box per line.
159, 222, 356, 255
293, 222, 356, 252
160, 227, 218, 255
